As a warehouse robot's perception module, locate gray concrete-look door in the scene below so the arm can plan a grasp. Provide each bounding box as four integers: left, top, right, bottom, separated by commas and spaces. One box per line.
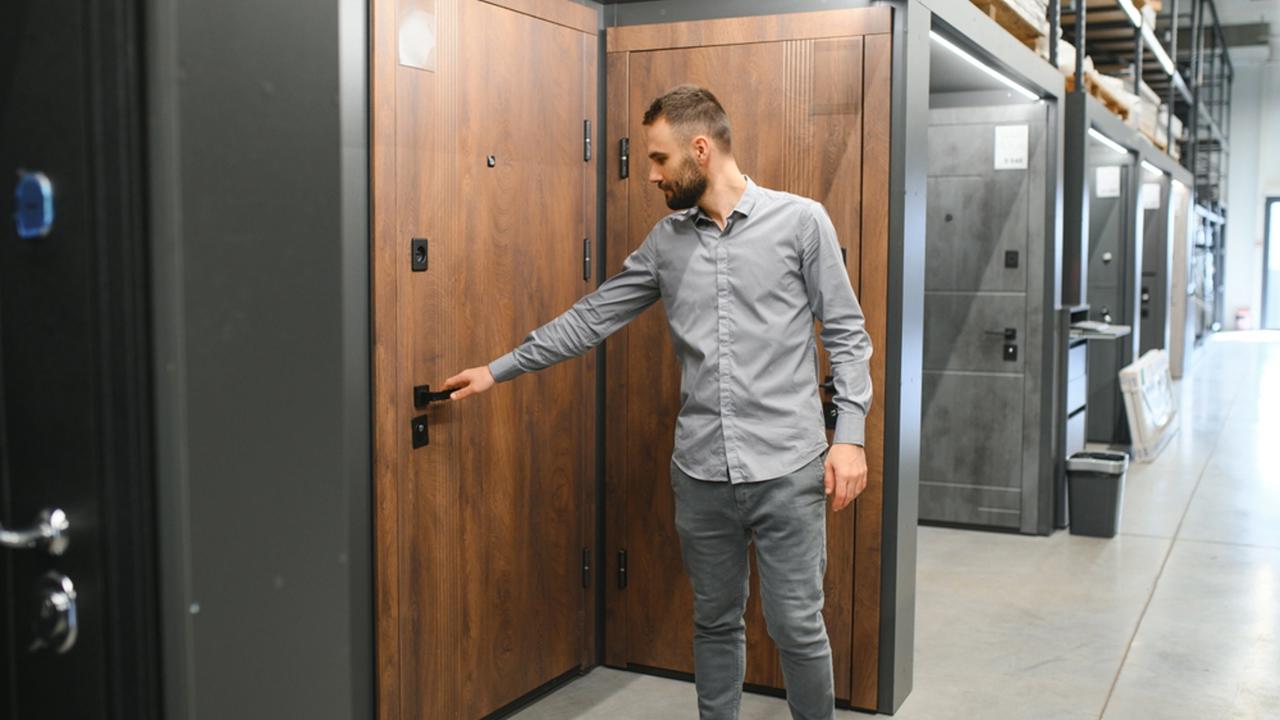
1140, 174, 1173, 355
920, 103, 1049, 532
1086, 146, 1141, 446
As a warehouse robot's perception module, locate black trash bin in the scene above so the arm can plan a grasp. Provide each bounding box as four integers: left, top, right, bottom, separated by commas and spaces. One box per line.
1067, 451, 1129, 538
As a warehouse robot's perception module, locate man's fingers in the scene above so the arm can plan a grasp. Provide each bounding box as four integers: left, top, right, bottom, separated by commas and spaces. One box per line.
823, 461, 835, 496
835, 472, 851, 511
442, 373, 467, 390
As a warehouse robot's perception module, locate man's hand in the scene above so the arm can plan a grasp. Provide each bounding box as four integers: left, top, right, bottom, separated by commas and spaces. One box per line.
442, 366, 495, 401
824, 443, 868, 512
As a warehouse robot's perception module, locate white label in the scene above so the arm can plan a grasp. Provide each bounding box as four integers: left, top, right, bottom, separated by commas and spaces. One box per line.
1142, 182, 1162, 209
1096, 166, 1121, 198
994, 125, 1029, 170
398, 1, 438, 71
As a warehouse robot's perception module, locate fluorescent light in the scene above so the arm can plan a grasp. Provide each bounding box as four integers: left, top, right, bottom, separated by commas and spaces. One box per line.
1089, 127, 1129, 155
1117, 0, 1142, 26
1142, 26, 1177, 75
1142, 160, 1165, 177
930, 31, 1040, 101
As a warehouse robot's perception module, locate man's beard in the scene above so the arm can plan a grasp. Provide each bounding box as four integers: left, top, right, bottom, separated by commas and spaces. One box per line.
661, 154, 708, 210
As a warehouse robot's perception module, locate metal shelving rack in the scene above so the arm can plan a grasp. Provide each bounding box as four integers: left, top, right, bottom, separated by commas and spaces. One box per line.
1051, 0, 1231, 208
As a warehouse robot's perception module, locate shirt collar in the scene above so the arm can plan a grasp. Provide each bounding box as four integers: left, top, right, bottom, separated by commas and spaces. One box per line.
686, 176, 759, 225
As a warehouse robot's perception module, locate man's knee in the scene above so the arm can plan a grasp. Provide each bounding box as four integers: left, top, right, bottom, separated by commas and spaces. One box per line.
761, 600, 828, 654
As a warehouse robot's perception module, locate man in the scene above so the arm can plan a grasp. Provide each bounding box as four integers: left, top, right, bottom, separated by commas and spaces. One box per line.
443, 85, 872, 720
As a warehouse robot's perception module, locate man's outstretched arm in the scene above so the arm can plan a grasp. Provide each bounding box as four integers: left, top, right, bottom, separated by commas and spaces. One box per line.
444, 237, 661, 399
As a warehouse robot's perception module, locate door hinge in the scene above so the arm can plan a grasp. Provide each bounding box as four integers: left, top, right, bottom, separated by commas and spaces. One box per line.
583, 120, 592, 162
619, 137, 630, 179
583, 238, 592, 282
582, 548, 591, 589
617, 549, 628, 589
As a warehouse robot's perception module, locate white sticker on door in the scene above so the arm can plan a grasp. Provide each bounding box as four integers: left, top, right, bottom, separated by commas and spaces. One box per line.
994, 125, 1029, 170
1142, 182, 1162, 209
1096, 166, 1121, 198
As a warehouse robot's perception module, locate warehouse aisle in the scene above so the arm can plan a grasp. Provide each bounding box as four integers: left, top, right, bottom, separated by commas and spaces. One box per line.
512, 332, 1280, 719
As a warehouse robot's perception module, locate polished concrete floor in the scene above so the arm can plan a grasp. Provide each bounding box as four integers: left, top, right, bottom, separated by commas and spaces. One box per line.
514, 332, 1280, 719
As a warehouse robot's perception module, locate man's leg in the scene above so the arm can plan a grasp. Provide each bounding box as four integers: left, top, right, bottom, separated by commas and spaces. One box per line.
745, 454, 835, 720
670, 461, 751, 720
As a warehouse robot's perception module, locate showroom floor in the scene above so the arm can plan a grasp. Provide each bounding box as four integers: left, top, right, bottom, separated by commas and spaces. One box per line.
514, 332, 1280, 719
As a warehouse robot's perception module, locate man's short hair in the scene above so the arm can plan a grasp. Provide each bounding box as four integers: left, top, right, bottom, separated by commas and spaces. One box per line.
642, 85, 732, 152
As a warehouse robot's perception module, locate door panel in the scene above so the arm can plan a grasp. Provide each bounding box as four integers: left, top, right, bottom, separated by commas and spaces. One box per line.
372, 0, 598, 716
923, 293, 1027, 373
924, 172, 1028, 293
921, 374, 1025, 489
605, 9, 891, 709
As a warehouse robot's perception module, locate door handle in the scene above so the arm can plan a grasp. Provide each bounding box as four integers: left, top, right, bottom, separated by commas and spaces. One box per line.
0, 508, 69, 555
413, 385, 453, 410
820, 375, 835, 394
984, 328, 1017, 341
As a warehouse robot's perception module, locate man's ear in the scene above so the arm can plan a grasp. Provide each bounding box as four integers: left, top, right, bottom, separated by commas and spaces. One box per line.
691, 135, 712, 165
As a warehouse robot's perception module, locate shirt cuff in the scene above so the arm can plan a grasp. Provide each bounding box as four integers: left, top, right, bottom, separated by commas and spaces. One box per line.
832, 413, 866, 447
488, 352, 526, 383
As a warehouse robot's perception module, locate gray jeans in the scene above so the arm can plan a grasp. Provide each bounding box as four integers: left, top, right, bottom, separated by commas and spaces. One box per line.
670, 453, 835, 720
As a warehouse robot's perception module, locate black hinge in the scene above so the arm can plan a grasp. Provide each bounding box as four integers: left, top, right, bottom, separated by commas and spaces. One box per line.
583, 120, 592, 162
619, 137, 630, 179
617, 549, 628, 589
583, 238, 592, 281
582, 548, 591, 589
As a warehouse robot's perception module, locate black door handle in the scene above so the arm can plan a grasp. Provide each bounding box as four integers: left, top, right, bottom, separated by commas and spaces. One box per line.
413, 385, 453, 409
820, 375, 835, 393
984, 328, 1017, 341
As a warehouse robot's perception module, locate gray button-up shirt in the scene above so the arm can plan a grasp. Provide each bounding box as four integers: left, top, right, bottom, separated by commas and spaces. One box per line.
489, 178, 872, 483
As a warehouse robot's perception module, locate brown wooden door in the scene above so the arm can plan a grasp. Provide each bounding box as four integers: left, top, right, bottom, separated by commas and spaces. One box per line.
603, 9, 893, 710
372, 1, 599, 717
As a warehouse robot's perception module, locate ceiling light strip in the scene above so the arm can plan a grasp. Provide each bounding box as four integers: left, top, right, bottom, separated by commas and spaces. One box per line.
1089, 127, 1129, 155
929, 31, 1040, 101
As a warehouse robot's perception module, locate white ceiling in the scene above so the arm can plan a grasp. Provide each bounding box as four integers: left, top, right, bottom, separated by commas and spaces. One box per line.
1215, 0, 1279, 63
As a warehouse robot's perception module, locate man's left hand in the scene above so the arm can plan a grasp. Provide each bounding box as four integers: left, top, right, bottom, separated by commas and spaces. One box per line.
824, 443, 868, 512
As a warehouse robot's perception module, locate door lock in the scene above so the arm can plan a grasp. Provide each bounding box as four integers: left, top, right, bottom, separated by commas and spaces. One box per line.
985, 327, 1017, 341
29, 572, 78, 654
0, 508, 69, 555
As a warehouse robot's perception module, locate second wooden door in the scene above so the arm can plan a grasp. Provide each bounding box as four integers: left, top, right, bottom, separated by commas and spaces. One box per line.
603, 8, 893, 710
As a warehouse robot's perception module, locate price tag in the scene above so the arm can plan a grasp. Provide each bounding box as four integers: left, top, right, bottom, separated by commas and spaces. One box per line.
994, 125, 1029, 170
1142, 182, 1162, 209
1096, 166, 1121, 198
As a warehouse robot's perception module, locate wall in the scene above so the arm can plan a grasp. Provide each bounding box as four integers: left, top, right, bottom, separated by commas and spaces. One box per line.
147, 0, 373, 717
1224, 58, 1280, 329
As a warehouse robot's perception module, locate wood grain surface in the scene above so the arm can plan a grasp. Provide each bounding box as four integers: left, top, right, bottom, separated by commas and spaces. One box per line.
373, 0, 598, 716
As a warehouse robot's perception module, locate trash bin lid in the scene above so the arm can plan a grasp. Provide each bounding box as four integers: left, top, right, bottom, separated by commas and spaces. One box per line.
1067, 451, 1129, 474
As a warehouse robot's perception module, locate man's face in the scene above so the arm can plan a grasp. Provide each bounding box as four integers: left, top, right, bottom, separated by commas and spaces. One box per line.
645, 118, 708, 211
